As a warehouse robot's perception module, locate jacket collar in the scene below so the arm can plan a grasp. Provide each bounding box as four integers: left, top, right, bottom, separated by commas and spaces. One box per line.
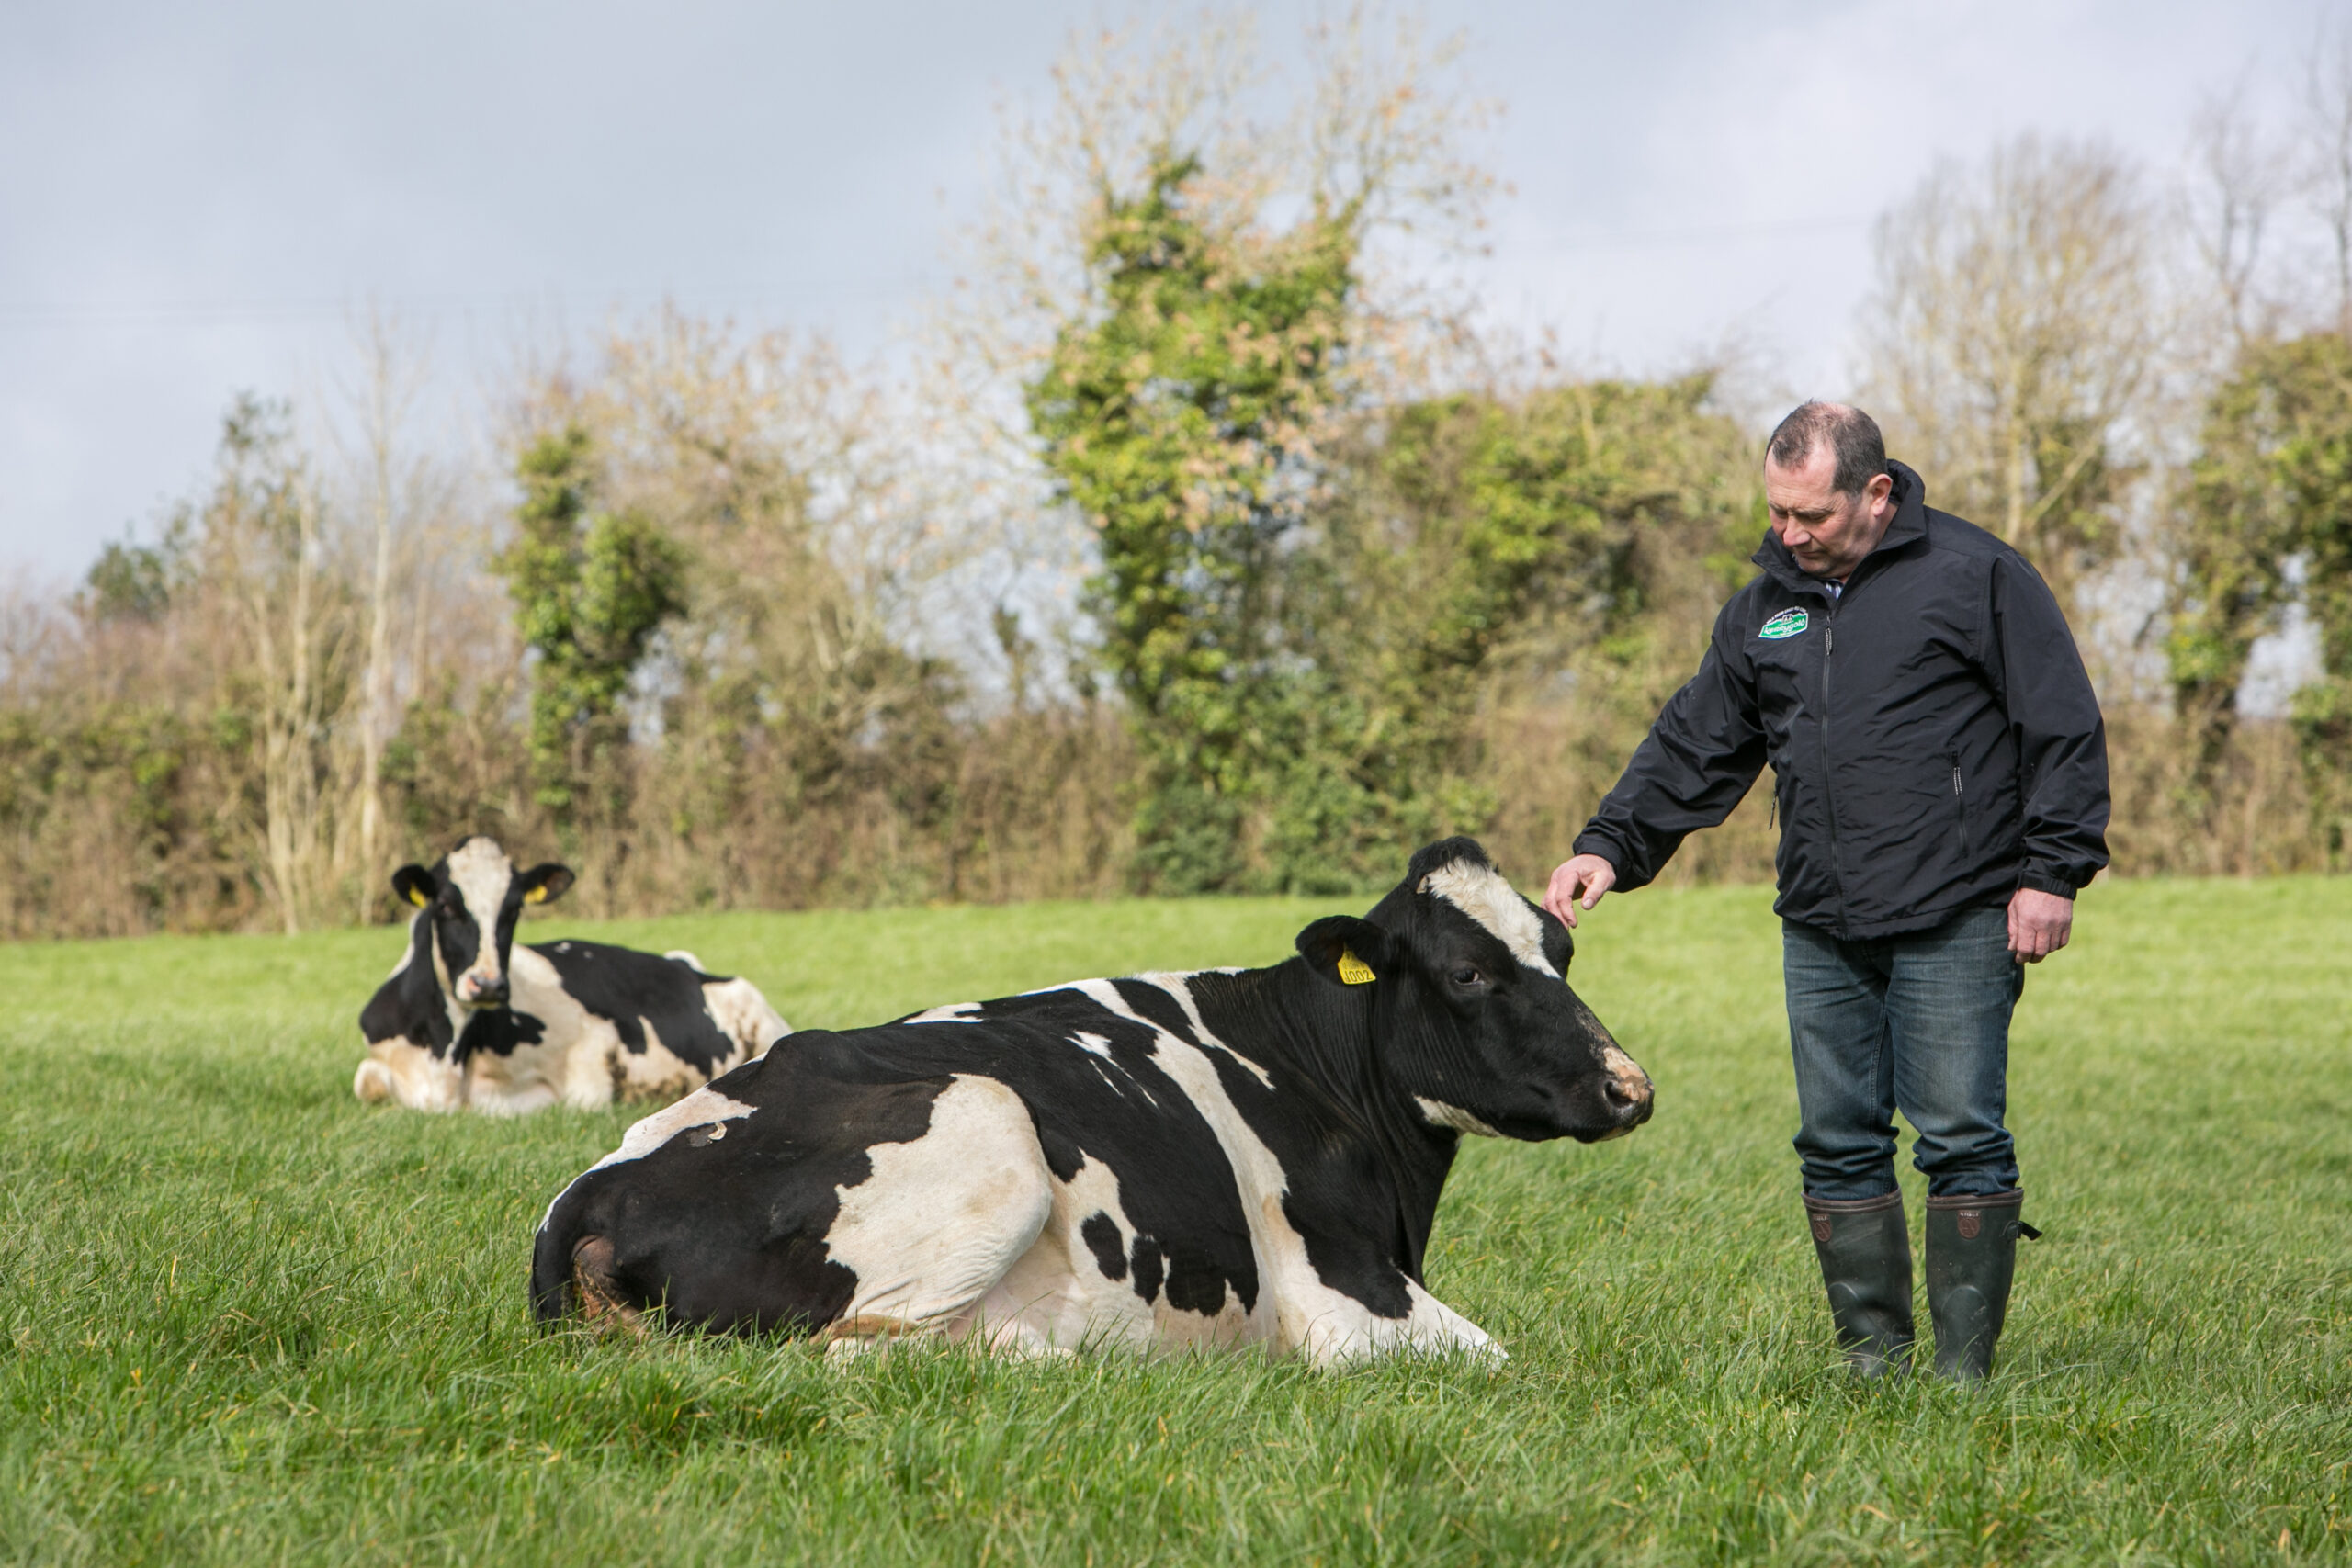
1752, 458, 1931, 595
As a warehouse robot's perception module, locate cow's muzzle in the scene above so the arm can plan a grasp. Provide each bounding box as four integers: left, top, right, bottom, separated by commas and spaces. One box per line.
457, 970, 508, 1007
1595, 1045, 1654, 1138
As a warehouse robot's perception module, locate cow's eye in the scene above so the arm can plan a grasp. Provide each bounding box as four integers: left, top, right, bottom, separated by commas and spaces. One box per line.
1451, 966, 1484, 987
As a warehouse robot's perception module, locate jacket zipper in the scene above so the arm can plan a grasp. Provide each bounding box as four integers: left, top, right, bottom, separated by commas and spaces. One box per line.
1820, 609, 1851, 934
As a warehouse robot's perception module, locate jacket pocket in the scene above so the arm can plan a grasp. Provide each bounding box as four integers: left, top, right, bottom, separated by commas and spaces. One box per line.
1949, 755, 1967, 854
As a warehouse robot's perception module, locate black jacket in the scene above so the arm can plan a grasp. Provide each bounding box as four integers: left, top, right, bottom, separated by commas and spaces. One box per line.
1574, 461, 2110, 939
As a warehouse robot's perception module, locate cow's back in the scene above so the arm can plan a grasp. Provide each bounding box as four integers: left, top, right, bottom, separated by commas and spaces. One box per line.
534, 981, 1279, 1345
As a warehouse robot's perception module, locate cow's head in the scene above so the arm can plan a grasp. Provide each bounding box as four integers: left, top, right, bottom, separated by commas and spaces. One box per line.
390, 837, 573, 1010
1295, 836, 1652, 1144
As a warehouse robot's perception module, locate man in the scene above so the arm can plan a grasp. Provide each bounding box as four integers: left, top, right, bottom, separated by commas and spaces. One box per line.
1544, 402, 2109, 1382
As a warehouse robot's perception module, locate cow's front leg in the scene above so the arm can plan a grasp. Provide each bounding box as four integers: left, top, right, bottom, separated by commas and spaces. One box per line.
1399, 1282, 1507, 1362
1295, 1282, 1506, 1368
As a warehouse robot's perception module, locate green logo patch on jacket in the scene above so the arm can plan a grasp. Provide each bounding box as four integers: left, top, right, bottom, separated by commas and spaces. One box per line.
1758, 607, 1810, 640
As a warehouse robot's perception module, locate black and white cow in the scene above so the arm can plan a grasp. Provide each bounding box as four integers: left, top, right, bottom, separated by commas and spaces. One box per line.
530, 837, 1651, 1363
356, 836, 789, 1115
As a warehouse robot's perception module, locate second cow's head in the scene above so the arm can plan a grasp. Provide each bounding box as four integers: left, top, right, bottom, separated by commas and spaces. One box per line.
1295, 836, 1653, 1145
391, 837, 574, 1010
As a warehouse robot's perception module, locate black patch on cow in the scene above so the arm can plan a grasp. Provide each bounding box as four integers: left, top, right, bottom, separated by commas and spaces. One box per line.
527, 939, 749, 1076
1182, 967, 1423, 1321
1111, 977, 1201, 1046
359, 912, 456, 1054
452, 1005, 547, 1065
1080, 1213, 1127, 1281
1129, 1236, 1164, 1303
530, 1032, 945, 1335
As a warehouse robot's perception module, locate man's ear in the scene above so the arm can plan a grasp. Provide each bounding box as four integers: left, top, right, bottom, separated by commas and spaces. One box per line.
1295, 916, 1393, 987
391, 865, 436, 908
517, 863, 575, 906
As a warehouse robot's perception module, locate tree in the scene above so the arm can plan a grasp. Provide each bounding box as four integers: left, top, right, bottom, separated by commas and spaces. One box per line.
496, 425, 685, 836
77, 520, 188, 626
1028, 152, 1357, 891
2168, 331, 2352, 857
1007, 8, 1494, 892
1274, 375, 1758, 891
194, 395, 354, 932
339, 307, 432, 921
1861, 136, 2157, 600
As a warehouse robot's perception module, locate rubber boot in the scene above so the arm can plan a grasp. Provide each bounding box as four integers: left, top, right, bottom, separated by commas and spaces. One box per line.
1804, 1190, 1915, 1378
1924, 1190, 2030, 1382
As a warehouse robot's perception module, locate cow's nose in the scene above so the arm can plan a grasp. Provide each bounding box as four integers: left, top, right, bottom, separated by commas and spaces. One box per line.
1600, 1047, 1654, 1123
1602, 1075, 1647, 1114
463, 973, 508, 1006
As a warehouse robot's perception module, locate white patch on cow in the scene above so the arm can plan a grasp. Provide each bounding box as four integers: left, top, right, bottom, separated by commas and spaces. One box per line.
701, 975, 789, 1061
589, 1086, 761, 1173
820, 1075, 1054, 1331
663, 949, 705, 970
444, 836, 517, 995
1136, 973, 1275, 1089
1069, 1031, 1114, 1058
1415, 1098, 1502, 1137
957, 1152, 1220, 1357
905, 1001, 985, 1024
1419, 859, 1559, 977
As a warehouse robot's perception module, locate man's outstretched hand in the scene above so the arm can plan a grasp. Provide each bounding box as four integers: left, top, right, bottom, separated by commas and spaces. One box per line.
2007, 886, 2074, 963
1544, 853, 1618, 928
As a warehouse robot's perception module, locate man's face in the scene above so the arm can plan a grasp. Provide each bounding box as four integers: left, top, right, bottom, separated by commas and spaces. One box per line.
1765, 446, 1894, 581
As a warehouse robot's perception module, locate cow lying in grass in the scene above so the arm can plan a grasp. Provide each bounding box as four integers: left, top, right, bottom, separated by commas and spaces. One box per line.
531, 837, 1651, 1363
356, 837, 788, 1115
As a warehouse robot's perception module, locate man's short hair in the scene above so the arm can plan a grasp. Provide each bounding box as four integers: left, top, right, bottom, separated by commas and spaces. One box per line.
1767, 402, 1887, 496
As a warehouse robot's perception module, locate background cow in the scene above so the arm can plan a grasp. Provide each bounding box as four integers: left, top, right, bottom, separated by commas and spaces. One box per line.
531, 837, 1651, 1363
356, 837, 788, 1114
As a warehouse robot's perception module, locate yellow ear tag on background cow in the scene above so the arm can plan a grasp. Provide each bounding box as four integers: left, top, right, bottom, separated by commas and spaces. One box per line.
407, 887, 429, 908
524, 885, 549, 904
1337, 948, 1375, 986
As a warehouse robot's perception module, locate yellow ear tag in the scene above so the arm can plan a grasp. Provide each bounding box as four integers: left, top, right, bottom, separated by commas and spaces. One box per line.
524, 885, 548, 904
1337, 947, 1375, 986
407, 887, 429, 908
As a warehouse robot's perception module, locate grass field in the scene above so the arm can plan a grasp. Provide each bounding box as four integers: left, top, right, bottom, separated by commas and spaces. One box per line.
0, 877, 2346, 1565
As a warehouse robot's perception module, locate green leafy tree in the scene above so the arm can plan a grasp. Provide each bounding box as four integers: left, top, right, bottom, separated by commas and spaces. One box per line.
497, 425, 686, 833
78, 515, 191, 626
1027, 153, 1356, 892
1273, 376, 1756, 891
2168, 331, 2352, 857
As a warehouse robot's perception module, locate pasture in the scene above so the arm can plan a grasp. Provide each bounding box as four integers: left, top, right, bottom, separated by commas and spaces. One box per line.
0, 877, 2345, 1565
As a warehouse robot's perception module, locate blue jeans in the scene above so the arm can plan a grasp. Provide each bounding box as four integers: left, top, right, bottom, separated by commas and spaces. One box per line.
1784, 905, 2024, 1201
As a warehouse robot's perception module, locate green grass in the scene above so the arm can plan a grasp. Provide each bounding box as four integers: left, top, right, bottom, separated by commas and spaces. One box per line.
0, 878, 2346, 1565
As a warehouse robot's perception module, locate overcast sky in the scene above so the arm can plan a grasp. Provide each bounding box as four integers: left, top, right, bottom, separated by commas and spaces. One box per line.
2, 0, 2336, 581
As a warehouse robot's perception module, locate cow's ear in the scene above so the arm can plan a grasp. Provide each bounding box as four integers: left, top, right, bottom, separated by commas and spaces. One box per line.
517, 863, 574, 906
391, 865, 436, 908
1296, 916, 1392, 987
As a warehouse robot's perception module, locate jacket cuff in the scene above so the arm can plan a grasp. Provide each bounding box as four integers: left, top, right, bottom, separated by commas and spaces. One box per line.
1570, 832, 1639, 888
2017, 869, 2077, 899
